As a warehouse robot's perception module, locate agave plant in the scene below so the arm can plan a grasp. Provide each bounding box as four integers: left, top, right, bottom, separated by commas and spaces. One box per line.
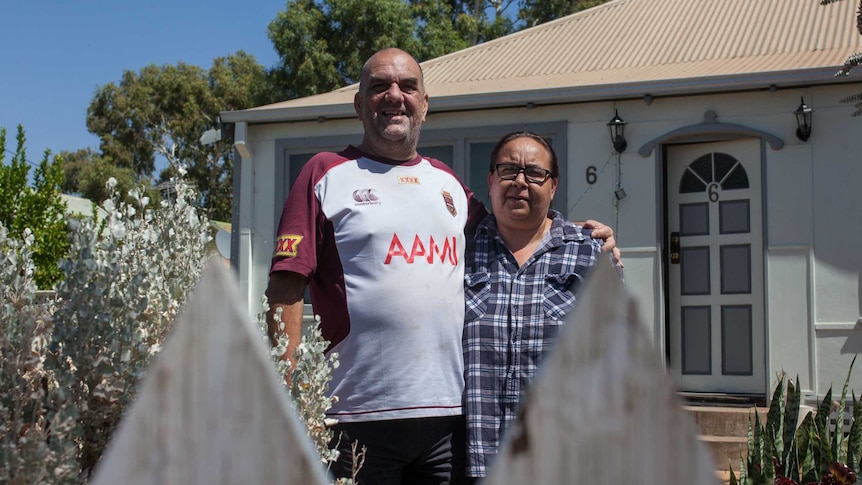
730, 356, 861, 485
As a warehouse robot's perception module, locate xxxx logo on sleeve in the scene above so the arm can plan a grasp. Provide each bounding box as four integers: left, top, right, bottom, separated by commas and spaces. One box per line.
273, 235, 303, 258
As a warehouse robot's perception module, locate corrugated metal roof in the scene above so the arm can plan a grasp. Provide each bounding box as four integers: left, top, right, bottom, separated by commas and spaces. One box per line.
222, 0, 862, 123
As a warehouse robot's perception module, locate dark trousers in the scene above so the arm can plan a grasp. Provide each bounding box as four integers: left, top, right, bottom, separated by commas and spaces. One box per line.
327, 415, 467, 485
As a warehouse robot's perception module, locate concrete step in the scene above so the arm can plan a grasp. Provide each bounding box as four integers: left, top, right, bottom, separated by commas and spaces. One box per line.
685, 405, 766, 437
683, 398, 818, 483
715, 469, 733, 484
684, 404, 766, 479
699, 435, 747, 472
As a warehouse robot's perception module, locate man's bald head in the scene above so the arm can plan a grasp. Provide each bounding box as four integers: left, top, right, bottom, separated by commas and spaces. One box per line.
359, 48, 425, 94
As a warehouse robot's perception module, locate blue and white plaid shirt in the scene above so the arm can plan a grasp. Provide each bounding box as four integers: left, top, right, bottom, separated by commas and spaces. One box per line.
463, 209, 603, 477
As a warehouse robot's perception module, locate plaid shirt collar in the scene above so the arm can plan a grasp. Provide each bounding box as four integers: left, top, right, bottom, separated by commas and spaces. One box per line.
474, 209, 589, 263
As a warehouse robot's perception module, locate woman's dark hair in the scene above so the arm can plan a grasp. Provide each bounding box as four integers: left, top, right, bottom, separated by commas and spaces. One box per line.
488, 131, 558, 178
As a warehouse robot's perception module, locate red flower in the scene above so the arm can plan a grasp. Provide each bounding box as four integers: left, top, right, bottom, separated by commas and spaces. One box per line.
775, 477, 798, 485
828, 462, 857, 485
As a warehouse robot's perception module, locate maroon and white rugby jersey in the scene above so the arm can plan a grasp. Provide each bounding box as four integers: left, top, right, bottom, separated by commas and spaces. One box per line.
271, 145, 485, 422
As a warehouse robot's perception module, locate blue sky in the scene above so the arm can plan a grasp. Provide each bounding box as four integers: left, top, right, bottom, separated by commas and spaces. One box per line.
0, 0, 282, 170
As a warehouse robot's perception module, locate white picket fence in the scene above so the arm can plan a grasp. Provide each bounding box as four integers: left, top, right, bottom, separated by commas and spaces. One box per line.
91, 258, 719, 484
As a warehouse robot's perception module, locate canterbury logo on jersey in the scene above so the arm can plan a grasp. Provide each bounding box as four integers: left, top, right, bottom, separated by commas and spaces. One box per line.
353, 188, 380, 205
384, 234, 458, 265
274, 235, 303, 258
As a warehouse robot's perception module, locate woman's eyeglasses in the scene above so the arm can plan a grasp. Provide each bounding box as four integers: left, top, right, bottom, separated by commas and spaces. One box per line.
493, 163, 554, 184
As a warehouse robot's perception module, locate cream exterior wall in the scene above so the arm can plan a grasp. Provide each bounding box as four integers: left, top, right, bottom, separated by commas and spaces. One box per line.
237, 81, 862, 401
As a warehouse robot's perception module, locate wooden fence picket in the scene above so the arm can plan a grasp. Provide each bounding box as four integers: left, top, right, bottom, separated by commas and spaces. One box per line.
91, 257, 719, 484
91, 260, 329, 485
484, 257, 720, 485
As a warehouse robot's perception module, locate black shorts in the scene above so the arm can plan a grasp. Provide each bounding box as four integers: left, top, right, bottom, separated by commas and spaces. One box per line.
327, 415, 467, 485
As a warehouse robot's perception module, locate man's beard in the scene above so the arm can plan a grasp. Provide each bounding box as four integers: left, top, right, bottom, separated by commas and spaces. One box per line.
367, 116, 422, 154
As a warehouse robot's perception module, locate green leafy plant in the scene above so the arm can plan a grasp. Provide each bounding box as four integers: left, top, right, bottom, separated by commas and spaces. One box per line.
730, 356, 860, 485
0, 125, 70, 289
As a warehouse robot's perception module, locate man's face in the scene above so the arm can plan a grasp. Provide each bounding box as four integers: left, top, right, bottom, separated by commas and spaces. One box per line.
354, 49, 428, 156
487, 137, 558, 230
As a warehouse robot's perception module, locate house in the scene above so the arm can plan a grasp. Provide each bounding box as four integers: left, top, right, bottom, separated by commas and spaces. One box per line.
220, 0, 862, 402
60, 193, 108, 222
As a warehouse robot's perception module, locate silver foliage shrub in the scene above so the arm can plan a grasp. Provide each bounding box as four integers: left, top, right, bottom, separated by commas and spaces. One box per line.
2, 173, 344, 481
0, 226, 78, 484
258, 302, 365, 483
49, 175, 210, 476
257, 301, 352, 475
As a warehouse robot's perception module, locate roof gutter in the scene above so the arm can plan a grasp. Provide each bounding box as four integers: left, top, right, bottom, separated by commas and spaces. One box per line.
221, 102, 357, 124
436, 66, 856, 111
220, 67, 858, 125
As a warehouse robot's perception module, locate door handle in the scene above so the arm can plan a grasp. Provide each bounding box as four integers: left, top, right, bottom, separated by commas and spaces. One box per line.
670, 232, 680, 264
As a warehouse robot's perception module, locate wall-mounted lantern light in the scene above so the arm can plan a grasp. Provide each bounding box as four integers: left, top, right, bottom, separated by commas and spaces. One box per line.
607, 110, 628, 153
795, 97, 813, 142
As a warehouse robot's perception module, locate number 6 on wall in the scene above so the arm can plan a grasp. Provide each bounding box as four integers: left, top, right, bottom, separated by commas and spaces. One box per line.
586, 165, 597, 185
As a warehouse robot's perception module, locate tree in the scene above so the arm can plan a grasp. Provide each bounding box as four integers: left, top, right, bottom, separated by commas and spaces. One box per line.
266, 0, 611, 98
265, 0, 504, 96
410, 0, 475, 59
821, 0, 862, 116
57, 147, 139, 205
57, 147, 97, 195
79, 158, 139, 206
0, 125, 69, 288
86, 51, 269, 220
414, 0, 515, 48
268, 0, 421, 97
518, 0, 608, 27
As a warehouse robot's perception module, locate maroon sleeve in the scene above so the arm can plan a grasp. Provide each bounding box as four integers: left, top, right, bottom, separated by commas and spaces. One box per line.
270, 151, 348, 278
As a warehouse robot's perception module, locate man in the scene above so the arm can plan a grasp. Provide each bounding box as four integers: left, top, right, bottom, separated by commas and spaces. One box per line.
463, 132, 614, 479
266, 48, 615, 484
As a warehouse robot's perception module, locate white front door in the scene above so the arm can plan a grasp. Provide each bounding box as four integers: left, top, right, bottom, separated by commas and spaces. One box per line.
667, 140, 765, 394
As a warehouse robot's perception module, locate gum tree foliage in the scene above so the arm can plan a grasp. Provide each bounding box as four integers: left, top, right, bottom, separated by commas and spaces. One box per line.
821, 0, 862, 116
267, 0, 442, 97
57, 147, 100, 196
518, 0, 607, 27
86, 51, 271, 221
0, 125, 69, 289
56, 147, 141, 205
266, 0, 611, 96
